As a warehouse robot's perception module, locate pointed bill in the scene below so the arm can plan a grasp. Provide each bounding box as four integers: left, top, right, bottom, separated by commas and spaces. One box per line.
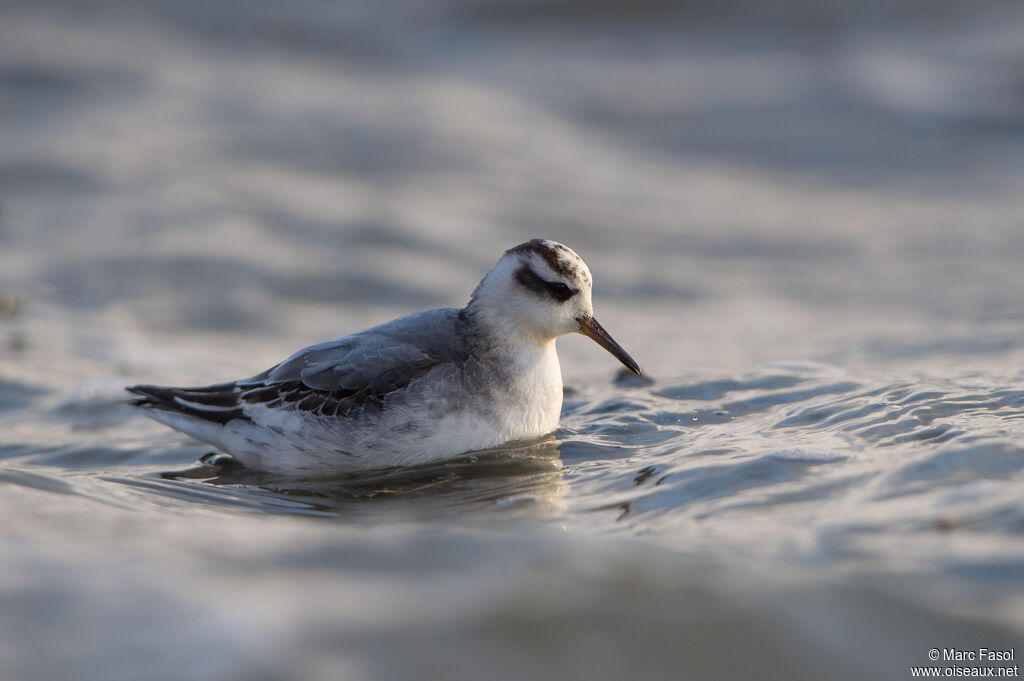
577, 316, 641, 375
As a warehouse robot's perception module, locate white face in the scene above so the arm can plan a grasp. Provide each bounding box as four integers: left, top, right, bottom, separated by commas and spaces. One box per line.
483, 240, 594, 341
469, 239, 641, 373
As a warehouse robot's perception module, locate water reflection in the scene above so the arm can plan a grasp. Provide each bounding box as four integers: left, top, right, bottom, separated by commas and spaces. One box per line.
160, 439, 568, 520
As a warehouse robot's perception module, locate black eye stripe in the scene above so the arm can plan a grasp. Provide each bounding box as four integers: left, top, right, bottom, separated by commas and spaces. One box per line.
514, 265, 578, 302
514, 265, 548, 297
545, 281, 575, 301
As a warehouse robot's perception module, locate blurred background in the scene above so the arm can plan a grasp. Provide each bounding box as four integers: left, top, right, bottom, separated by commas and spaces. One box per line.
1, 1, 1023, 680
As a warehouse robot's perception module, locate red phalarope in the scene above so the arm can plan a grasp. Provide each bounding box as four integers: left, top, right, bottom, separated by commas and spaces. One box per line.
129, 239, 641, 475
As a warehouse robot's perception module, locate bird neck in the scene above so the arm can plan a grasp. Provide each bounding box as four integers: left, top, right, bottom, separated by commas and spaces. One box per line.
459, 298, 556, 362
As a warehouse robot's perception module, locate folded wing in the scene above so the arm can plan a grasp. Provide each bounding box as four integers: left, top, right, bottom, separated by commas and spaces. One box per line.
129, 309, 463, 424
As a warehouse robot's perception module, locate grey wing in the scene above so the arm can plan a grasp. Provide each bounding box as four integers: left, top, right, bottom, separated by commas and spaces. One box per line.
129, 339, 441, 424
251, 308, 465, 398
129, 308, 463, 423
258, 333, 442, 396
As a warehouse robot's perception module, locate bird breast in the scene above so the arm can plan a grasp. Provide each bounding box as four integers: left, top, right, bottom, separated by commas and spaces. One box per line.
491, 339, 563, 440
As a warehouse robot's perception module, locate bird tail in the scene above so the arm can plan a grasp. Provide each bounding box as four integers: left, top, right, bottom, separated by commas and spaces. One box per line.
126, 383, 247, 425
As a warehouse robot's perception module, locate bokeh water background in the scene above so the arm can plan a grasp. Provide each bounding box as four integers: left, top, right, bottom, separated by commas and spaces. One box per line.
2, 1, 1024, 679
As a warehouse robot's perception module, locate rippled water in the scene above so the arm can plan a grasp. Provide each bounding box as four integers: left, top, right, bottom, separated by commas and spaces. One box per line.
2, 1, 1024, 679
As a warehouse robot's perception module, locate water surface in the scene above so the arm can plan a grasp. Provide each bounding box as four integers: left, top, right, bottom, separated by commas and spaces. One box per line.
1, 1, 1023, 679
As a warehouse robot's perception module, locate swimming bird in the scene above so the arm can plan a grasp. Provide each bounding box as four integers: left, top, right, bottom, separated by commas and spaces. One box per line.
128, 239, 640, 475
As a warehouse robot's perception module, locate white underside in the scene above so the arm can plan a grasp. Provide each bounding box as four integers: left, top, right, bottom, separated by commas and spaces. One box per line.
146, 340, 564, 476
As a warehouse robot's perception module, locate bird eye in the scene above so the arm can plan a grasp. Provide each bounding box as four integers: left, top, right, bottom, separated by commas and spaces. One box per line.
514, 265, 578, 302
545, 281, 576, 302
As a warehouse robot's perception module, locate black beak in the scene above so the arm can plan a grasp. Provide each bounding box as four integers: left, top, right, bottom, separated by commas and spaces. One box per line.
577, 316, 641, 375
